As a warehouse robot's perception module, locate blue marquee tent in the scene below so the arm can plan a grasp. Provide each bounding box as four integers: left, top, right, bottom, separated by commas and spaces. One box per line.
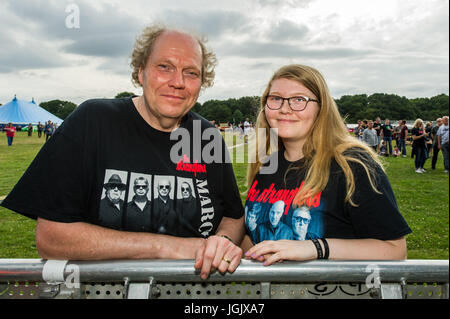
0, 96, 63, 125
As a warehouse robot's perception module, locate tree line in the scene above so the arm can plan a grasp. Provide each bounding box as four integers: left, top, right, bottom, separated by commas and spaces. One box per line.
39, 92, 449, 124
335, 93, 449, 124
39, 100, 77, 120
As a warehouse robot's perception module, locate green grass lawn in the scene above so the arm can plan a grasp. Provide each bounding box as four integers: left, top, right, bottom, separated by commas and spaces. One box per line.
0, 131, 448, 259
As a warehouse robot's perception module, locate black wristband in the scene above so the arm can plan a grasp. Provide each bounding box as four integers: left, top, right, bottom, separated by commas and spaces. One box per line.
320, 238, 329, 260
311, 239, 323, 259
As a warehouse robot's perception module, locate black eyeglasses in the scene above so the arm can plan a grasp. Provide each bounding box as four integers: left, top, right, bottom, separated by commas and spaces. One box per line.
134, 185, 148, 189
159, 185, 170, 190
266, 95, 319, 112
181, 187, 190, 192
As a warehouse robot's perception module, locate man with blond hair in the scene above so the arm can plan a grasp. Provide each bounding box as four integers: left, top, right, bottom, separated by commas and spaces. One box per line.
2, 25, 245, 280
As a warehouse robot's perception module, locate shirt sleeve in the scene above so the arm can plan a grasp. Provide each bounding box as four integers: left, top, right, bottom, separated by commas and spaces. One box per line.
1, 113, 89, 223
345, 158, 412, 240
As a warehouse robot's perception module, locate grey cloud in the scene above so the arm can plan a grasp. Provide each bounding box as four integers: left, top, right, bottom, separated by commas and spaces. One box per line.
220, 41, 374, 59
160, 9, 250, 37
3, 0, 63, 27
0, 47, 65, 73
4, 0, 141, 58
247, 62, 276, 70
64, 32, 135, 58
323, 55, 449, 98
0, 2, 66, 73
255, 0, 315, 9
56, 2, 142, 57
265, 20, 309, 42
98, 56, 133, 77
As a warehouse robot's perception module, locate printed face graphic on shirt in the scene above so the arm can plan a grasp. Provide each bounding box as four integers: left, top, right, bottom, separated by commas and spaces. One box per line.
292, 206, 311, 240
269, 201, 285, 227
106, 187, 123, 204
102, 171, 127, 205
134, 178, 149, 197
246, 203, 261, 232
180, 182, 192, 199
158, 179, 171, 198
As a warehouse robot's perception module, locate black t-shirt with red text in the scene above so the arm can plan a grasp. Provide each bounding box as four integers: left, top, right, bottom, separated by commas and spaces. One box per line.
2, 98, 244, 238
411, 127, 426, 149
244, 151, 411, 244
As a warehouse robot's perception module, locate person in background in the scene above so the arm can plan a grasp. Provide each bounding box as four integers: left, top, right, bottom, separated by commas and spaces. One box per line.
392, 146, 401, 157
398, 120, 408, 157
27, 123, 33, 137
242, 64, 411, 264
436, 116, 449, 173
425, 121, 433, 159
243, 118, 251, 143
379, 140, 388, 157
362, 120, 378, 153
37, 122, 44, 138
411, 119, 428, 173
355, 120, 363, 141
44, 121, 54, 141
431, 118, 443, 170
393, 120, 402, 148
381, 119, 394, 156
5, 123, 16, 146
373, 117, 382, 153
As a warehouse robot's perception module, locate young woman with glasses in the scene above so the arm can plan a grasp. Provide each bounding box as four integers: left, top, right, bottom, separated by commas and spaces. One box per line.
242, 64, 411, 264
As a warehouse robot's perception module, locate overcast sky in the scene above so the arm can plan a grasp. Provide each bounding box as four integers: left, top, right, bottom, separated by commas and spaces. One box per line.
0, 0, 448, 106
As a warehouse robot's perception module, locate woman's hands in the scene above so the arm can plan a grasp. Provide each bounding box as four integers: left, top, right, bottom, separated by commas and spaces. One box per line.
243, 237, 408, 264
244, 240, 317, 266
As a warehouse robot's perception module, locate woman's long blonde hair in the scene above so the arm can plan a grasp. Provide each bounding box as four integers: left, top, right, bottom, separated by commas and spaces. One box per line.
246, 64, 384, 207
413, 118, 424, 129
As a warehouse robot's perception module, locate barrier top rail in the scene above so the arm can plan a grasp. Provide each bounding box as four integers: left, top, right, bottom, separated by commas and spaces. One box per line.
0, 259, 448, 283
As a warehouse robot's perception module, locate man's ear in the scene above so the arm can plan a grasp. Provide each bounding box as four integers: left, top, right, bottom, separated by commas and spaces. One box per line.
138, 67, 144, 86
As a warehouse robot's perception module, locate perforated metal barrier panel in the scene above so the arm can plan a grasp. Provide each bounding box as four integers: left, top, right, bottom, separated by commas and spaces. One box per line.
0, 259, 448, 299
1, 281, 448, 299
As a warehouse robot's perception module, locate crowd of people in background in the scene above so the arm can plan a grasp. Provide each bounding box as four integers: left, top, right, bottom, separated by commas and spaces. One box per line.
355, 116, 449, 174
210, 118, 256, 143
2, 120, 58, 146
4, 114, 449, 175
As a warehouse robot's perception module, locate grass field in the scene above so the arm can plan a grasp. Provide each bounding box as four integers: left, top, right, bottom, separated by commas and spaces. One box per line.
0, 131, 448, 259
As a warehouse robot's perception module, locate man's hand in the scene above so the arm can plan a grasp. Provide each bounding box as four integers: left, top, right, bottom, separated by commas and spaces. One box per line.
194, 235, 243, 280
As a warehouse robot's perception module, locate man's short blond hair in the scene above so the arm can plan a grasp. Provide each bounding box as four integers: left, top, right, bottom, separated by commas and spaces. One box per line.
130, 24, 217, 90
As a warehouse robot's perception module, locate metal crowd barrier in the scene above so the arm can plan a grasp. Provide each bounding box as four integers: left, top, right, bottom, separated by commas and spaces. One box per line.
0, 259, 448, 299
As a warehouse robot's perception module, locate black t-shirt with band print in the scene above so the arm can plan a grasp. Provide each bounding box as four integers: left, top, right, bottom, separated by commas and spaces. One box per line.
2, 97, 244, 238
244, 151, 411, 244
